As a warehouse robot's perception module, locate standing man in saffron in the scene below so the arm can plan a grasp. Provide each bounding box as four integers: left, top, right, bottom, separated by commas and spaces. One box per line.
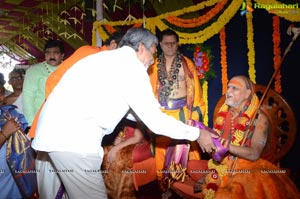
148, 29, 205, 184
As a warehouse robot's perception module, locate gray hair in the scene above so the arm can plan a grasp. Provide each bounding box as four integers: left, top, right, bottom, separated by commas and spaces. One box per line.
119, 28, 158, 51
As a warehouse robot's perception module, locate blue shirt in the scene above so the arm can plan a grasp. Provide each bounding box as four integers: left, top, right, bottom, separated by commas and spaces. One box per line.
0, 143, 22, 199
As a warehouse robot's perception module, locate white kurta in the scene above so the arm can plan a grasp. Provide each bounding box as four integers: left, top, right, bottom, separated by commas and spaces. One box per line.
32, 46, 200, 157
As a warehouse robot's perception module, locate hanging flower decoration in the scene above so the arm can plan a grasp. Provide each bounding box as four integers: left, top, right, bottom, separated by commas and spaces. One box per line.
202, 81, 209, 126
93, 0, 244, 45
220, 27, 228, 95
165, 0, 228, 28
192, 44, 216, 85
246, 0, 256, 84
272, 16, 282, 93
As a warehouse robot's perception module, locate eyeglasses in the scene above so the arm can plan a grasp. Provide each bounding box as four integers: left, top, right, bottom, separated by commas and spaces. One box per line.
161, 42, 177, 47
10, 77, 23, 82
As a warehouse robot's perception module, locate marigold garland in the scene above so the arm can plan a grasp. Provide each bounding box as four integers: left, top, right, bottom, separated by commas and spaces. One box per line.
246, 0, 256, 83
213, 95, 259, 146
103, 24, 116, 34
165, 0, 227, 28
169, 0, 243, 44
208, 159, 228, 179
93, 0, 220, 28
92, 26, 109, 46
202, 81, 209, 126
272, 15, 282, 93
219, 27, 228, 95
204, 188, 216, 199
92, 26, 96, 46
93, 0, 244, 45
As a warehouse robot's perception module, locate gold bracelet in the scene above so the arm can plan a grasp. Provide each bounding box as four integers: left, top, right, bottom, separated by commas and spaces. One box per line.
0, 131, 7, 140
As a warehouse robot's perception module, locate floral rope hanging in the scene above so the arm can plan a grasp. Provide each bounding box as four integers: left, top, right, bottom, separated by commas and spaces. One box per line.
92, 26, 96, 46
272, 15, 282, 93
219, 27, 228, 95
157, 0, 243, 44
246, 0, 256, 83
103, 25, 116, 34
202, 81, 209, 125
165, 0, 228, 28
93, 0, 244, 45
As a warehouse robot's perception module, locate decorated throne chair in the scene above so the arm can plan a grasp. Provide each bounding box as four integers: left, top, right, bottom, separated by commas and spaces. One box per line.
171, 84, 298, 199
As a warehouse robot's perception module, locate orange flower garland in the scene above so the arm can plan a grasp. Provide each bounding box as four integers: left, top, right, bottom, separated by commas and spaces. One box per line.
103, 24, 116, 34
219, 27, 228, 95
165, 0, 227, 28
213, 94, 259, 146
93, 0, 244, 45
272, 16, 282, 93
133, 23, 142, 28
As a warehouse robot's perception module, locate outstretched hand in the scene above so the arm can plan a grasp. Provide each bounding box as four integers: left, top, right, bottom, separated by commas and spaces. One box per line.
211, 137, 229, 162
187, 119, 217, 153
196, 129, 217, 153
187, 119, 230, 161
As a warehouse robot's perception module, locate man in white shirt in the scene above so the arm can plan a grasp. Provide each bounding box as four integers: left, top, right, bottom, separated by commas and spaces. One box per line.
32, 27, 216, 199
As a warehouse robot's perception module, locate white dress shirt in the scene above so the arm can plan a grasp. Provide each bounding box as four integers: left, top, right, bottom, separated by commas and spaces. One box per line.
32, 46, 200, 157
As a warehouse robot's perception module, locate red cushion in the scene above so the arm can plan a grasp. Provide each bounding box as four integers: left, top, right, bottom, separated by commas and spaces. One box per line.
187, 160, 208, 182
172, 177, 204, 199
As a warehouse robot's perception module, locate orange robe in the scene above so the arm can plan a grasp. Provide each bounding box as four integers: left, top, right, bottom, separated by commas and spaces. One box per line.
28, 45, 106, 138
213, 158, 300, 199
175, 158, 300, 199
148, 55, 205, 180
173, 101, 300, 198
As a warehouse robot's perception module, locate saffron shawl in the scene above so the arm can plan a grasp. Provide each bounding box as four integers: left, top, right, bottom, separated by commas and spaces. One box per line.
148, 54, 205, 181
148, 54, 206, 122
213, 94, 260, 147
